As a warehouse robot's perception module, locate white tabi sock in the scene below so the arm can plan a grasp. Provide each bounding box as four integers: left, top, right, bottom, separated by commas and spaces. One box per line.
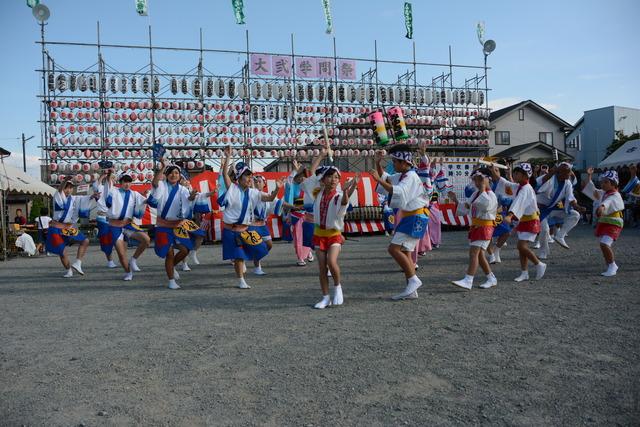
332, 285, 344, 306
314, 295, 331, 309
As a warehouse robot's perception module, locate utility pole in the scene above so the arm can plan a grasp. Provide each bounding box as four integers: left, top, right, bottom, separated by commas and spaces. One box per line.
21, 133, 35, 219
22, 133, 35, 173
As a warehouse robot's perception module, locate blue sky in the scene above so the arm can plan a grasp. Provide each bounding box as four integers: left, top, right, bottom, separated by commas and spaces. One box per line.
1, 0, 638, 177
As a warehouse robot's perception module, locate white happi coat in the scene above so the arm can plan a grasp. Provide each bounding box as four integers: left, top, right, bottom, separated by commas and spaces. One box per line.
499, 177, 538, 220
376, 169, 429, 212
222, 183, 266, 225
52, 191, 94, 225
151, 181, 192, 221
312, 188, 348, 231
456, 189, 498, 220
103, 184, 147, 221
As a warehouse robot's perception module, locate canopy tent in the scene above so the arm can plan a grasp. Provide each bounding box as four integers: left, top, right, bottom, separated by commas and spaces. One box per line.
0, 160, 56, 260
0, 162, 56, 196
598, 139, 640, 169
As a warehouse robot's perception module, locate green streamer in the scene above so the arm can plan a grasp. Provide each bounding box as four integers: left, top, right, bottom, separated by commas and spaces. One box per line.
232, 0, 246, 25
135, 0, 148, 16
322, 0, 333, 35
404, 3, 413, 39
477, 21, 485, 46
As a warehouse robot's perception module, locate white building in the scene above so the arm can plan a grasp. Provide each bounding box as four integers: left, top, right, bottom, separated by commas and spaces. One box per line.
488, 100, 573, 159
565, 106, 640, 170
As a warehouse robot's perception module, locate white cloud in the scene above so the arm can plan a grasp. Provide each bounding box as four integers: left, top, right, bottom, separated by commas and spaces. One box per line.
489, 97, 558, 112
488, 97, 521, 110
1, 153, 42, 180
539, 103, 559, 111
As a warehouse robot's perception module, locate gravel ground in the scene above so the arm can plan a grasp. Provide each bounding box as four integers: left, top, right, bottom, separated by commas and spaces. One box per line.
1, 224, 639, 426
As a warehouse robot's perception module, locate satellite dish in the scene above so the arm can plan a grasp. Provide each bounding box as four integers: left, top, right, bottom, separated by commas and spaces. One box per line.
32, 3, 50, 22
483, 39, 496, 55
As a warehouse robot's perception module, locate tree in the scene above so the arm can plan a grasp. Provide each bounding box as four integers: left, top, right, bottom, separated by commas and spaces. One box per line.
606, 130, 640, 156
29, 196, 45, 222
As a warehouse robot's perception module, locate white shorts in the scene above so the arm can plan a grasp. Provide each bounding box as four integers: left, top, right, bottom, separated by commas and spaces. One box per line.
470, 240, 490, 250
517, 232, 537, 242
116, 227, 138, 242
599, 235, 614, 247
391, 231, 419, 252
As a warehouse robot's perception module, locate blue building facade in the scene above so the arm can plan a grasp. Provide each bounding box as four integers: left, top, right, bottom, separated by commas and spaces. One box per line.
565, 106, 640, 169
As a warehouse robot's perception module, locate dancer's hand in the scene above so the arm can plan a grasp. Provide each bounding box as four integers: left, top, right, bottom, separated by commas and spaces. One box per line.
374, 150, 384, 163
369, 169, 381, 181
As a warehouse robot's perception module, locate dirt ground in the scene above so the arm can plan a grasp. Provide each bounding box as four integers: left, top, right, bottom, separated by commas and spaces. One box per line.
1, 224, 639, 426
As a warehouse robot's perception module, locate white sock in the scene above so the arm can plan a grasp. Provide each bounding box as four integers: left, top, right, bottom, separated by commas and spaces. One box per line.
408, 275, 419, 283
464, 274, 474, 283
74, 259, 81, 266
487, 272, 496, 280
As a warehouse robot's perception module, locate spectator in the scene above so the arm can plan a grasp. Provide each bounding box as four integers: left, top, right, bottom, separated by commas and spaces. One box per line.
35, 207, 52, 255
14, 208, 27, 226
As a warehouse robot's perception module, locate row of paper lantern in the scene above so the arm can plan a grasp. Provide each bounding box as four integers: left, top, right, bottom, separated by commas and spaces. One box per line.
48, 73, 487, 106
48, 109, 492, 130
49, 97, 491, 120
50, 133, 490, 148
49, 142, 495, 182
49, 98, 492, 120
49, 138, 490, 161
49, 121, 490, 141
48, 73, 161, 95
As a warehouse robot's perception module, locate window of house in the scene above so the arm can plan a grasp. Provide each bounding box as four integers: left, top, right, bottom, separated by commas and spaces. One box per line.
539, 132, 553, 145
567, 138, 576, 149
518, 109, 524, 121
495, 131, 510, 145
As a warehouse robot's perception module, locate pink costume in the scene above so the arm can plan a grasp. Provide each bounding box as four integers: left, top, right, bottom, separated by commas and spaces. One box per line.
428, 201, 442, 246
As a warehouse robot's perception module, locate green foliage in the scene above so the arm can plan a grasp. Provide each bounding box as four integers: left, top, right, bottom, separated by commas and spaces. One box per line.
606, 130, 640, 156
28, 196, 45, 222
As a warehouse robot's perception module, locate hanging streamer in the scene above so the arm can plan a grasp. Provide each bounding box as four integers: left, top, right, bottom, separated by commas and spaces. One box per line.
231, 0, 246, 25
321, 0, 333, 35
477, 21, 485, 46
404, 3, 413, 39
26, 0, 40, 8
135, 0, 148, 16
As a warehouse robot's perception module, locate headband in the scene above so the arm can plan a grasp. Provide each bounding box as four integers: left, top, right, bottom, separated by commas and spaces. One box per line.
320, 166, 341, 180
235, 162, 251, 178
470, 169, 490, 179
558, 161, 573, 169
118, 171, 133, 182
515, 162, 533, 177
390, 150, 414, 165
600, 170, 619, 185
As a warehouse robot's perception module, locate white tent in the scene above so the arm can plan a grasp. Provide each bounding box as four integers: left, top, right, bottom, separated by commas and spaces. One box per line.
0, 161, 55, 196
0, 160, 56, 260
598, 139, 640, 169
